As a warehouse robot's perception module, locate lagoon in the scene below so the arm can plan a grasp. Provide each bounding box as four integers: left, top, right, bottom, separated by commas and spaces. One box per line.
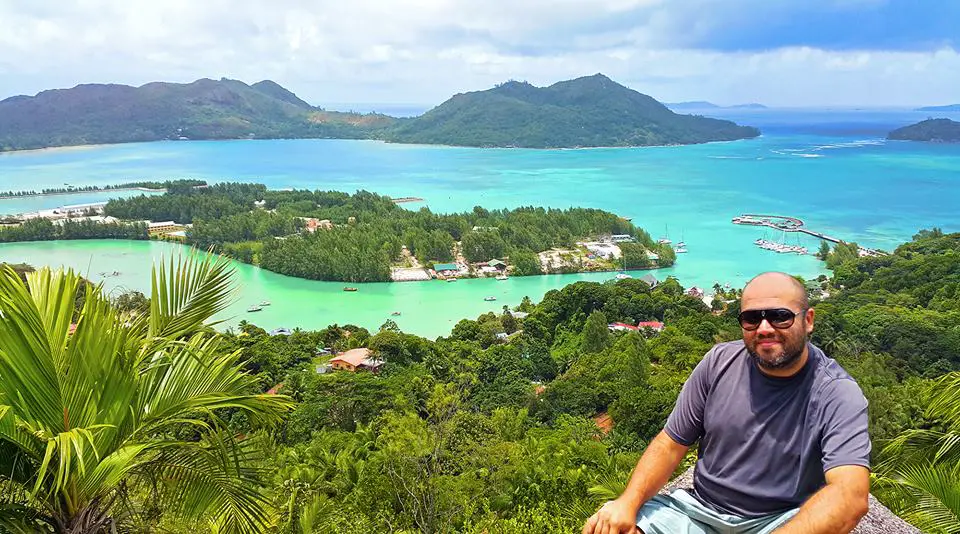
0, 108, 958, 337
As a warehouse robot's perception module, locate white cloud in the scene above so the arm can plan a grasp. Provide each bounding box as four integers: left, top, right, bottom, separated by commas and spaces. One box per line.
0, 0, 957, 107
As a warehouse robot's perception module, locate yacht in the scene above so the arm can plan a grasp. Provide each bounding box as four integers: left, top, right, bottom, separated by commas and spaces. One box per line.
675, 246, 688, 253
484, 296, 497, 301
615, 273, 632, 280
391, 311, 402, 316
247, 305, 263, 313
260, 300, 271, 306
496, 274, 508, 280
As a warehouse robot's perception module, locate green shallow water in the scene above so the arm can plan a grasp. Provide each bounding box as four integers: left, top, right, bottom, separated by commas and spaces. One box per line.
0, 110, 958, 337
0, 239, 733, 338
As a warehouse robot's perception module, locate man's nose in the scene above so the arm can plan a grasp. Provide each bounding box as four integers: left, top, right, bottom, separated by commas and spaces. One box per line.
756, 318, 777, 334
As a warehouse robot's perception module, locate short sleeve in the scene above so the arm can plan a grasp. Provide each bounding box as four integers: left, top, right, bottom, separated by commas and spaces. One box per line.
819, 379, 871, 472
664, 348, 713, 446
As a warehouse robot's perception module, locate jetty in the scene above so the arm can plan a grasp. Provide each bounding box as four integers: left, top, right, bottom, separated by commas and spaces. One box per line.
732, 214, 886, 257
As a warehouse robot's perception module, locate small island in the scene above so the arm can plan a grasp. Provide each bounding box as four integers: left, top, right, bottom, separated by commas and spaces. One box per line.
0, 180, 677, 283
888, 118, 960, 142
915, 104, 960, 112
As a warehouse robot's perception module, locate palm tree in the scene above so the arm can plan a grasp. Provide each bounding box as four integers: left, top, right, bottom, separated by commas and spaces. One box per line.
875, 371, 960, 533
0, 254, 294, 533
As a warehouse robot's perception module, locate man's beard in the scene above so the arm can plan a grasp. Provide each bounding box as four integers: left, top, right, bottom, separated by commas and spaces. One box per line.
748, 334, 807, 370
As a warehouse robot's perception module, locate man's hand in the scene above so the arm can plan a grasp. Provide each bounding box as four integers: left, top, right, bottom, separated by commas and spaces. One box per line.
582, 498, 641, 534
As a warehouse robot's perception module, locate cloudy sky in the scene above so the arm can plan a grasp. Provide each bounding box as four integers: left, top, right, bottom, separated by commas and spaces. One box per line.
1, 0, 958, 109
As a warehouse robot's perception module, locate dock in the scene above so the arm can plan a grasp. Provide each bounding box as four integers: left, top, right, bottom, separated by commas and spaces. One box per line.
732, 214, 886, 257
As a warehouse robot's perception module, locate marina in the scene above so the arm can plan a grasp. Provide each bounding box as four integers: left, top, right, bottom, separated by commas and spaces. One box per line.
733, 214, 886, 257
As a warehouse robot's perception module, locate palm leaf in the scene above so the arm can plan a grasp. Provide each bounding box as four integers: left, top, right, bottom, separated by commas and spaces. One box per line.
149, 253, 236, 340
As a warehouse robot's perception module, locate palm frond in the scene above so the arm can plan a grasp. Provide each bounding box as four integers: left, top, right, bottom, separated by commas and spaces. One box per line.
882, 463, 960, 534
149, 253, 236, 340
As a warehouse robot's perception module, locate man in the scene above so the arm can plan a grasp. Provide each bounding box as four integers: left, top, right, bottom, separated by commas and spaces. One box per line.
584, 272, 870, 534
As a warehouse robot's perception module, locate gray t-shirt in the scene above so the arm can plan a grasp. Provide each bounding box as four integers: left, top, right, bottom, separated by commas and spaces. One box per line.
664, 340, 870, 518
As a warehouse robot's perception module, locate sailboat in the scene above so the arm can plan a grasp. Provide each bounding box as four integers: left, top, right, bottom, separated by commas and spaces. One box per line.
675, 230, 687, 253
615, 249, 632, 279
657, 224, 672, 245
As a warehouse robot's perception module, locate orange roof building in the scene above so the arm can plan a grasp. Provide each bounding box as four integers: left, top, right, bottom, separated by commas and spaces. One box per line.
328, 348, 384, 372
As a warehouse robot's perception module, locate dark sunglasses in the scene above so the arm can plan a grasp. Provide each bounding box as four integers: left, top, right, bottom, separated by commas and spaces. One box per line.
738, 308, 805, 330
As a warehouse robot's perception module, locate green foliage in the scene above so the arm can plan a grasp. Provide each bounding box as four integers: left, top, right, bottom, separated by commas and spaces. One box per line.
387, 74, 760, 148
581, 310, 610, 353
0, 217, 148, 242
0, 255, 293, 532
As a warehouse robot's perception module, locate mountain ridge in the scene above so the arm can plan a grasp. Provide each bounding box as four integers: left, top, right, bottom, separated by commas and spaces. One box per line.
888, 118, 960, 142
387, 74, 760, 148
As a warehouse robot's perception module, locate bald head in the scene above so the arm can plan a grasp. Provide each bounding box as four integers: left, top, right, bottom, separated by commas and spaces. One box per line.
742, 272, 809, 311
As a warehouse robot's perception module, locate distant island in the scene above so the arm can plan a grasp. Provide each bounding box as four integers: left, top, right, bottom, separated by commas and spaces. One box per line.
915, 104, 960, 112
387, 74, 760, 148
665, 101, 768, 110
0, 74, 760, 151
888, 118, 960, 142
0, 78, 397, 152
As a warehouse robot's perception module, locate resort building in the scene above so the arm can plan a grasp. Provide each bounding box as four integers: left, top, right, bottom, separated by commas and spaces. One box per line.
637, 321, 665, 332
147, 221, 182, 235
686, 286, 705, 298
641, 274, 659, 288
328, 348, 384, 373
433, 262, 459, 276
303, 218, 334, 232
611, 234, 635, 243
608, 322, 640, 332
487, 259, 507, 271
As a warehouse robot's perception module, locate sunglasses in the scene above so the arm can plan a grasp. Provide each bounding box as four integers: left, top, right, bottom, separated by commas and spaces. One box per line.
738, 308, 805, 330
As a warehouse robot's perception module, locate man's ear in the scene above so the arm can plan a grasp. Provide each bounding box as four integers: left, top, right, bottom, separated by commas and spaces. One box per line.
805, 307, 815, 334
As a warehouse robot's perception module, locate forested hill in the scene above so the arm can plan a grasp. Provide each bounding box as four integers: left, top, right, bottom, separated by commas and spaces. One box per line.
0, 78, 397, 151
887, 118, 960, 142
386, 74, 761, 148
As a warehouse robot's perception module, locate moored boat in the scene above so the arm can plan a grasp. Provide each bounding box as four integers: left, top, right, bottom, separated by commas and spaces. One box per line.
247, 305, 263, 312
496, 274, 508, 280
484, 296, 497, 301
343, 287, 358, 292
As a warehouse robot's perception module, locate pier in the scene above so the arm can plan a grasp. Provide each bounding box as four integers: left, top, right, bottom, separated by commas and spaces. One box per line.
732, 214, 886, 257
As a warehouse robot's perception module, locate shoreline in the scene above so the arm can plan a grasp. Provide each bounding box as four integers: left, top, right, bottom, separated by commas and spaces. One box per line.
0, 186, 165, 201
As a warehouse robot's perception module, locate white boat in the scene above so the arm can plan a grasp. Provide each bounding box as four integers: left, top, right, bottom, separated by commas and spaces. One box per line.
260, 300, 271, 306
675, 247, 688, 253
615, 273, 632, 280
496, 274, 508, 280
446, 277, 458, 282
484, 296, 497, 301
247, 305, 263, 313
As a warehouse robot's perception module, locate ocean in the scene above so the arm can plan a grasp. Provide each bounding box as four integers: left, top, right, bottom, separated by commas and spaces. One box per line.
0, 108, 958, 337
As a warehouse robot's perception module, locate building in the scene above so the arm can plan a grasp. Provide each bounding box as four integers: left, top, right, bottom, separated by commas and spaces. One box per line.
611, 234, 635, 243
687, 286, 705, 298
511, 311, 529, 319
147, 221, 181, 235
303, 218, 333, 232
608, 322, 640, 332
487, 259, 507, 271
433, 262, 459, 274
328, 348, 384, 373
637, 321, 665, 332
641, 274, 659, 288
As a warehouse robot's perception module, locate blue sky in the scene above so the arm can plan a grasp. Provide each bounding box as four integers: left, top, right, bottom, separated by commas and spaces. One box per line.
0, 0, 957, 107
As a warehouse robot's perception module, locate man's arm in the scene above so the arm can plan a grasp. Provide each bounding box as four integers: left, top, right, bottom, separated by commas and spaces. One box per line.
774, 465, 870, 534
582, 431, 690, 534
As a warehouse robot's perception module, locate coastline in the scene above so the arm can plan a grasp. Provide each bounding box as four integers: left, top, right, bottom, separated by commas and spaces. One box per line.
0, 186, 165, 201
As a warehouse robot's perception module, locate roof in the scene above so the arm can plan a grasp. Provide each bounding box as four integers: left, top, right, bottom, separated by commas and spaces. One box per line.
329, 348, 373, 367
637, 321, 665, 329
148, 220, 177, 228
641, 274, 659, 285
609, 322, 639, 331
433, 262, 458, 271
487, 259, 506, 267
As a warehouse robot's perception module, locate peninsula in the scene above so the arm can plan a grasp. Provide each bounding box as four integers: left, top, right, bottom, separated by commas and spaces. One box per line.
0, 181, 676, 283
888, 118, 960, 142
915, 104, 960, 112
0, 74, 760, 151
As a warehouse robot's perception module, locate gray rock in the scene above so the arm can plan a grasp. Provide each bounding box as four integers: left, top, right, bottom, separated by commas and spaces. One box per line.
660, 468, 920, 533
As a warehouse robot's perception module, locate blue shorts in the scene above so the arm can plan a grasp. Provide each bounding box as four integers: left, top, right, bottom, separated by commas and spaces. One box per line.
637, 490, 798, 534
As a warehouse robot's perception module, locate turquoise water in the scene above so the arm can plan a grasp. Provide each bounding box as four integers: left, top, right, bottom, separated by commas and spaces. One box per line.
0, 109, 958, 336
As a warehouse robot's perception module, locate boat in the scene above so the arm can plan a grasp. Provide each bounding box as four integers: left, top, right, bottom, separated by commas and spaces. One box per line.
260, 300, 271, 306
247, 305, 263, 313
496, 274, 508, 280
446, 278, 458, 282
615, 273, 632, 280
675, 247, 688, 253
343, 287, 358, 292
657, 224, 672, 245
484, 296, 497, 301
391, 311, 401, 316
